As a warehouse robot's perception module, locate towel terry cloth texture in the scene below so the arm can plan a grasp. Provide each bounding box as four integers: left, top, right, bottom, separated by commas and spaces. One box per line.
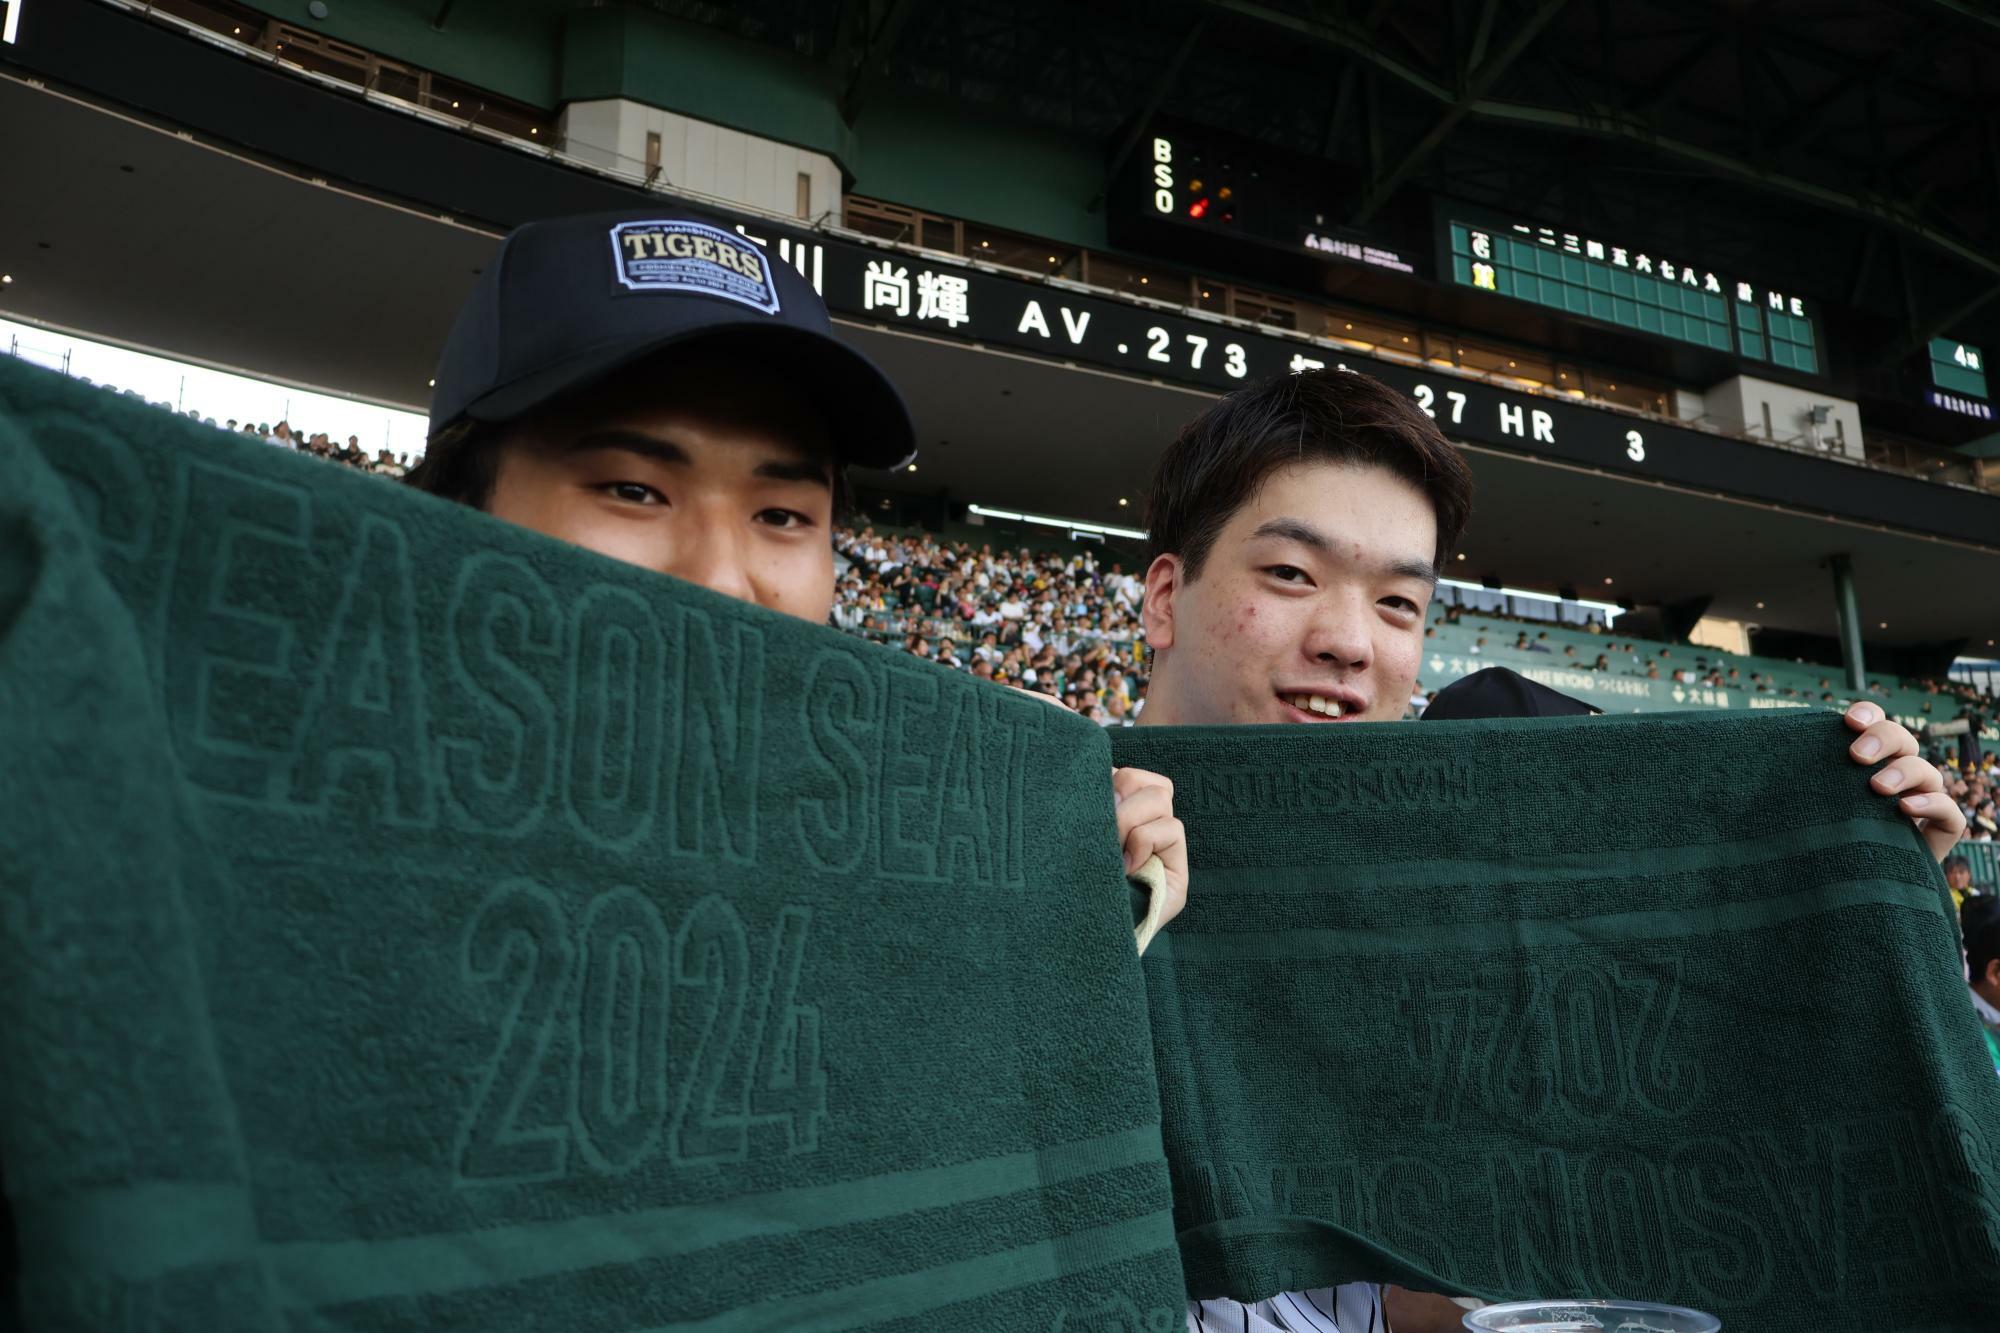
0, 358, 1185, 1332
1112, 719, 2000, 1332
5, 353, 2000, 1332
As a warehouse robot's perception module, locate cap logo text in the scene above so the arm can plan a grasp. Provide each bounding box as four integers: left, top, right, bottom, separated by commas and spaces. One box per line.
608, 220, 780, 314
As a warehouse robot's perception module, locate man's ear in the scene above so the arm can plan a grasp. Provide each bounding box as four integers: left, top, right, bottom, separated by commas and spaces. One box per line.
1986, 958, 2000, 992
1141, 554, 1183, 653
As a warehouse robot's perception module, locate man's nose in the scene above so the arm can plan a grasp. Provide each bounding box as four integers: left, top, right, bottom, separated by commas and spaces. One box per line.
1304, 592, 1373, 668
663, 515, 757, 605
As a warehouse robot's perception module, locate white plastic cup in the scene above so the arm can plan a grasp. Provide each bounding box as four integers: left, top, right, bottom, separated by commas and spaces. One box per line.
1464, 1299, 1721, 1332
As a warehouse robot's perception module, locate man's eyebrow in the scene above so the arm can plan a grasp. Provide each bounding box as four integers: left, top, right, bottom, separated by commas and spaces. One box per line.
1249, 516, 1438, 587
564, 430, 689, 467
565, 430, 830, 490
752, 457, 832, 489
1250, 517, 1333, 552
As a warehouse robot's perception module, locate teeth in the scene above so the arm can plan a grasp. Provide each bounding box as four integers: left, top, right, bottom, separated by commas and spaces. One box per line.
1289, 694, 1345, 717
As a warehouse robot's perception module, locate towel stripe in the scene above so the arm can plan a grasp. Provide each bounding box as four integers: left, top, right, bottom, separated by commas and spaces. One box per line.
633, 1209, 1180, 1332
24, 1183, 259, 1283
1185, 815, 1924, 895
1154, 877, 1944, 961
260, 1122, 1168, 1309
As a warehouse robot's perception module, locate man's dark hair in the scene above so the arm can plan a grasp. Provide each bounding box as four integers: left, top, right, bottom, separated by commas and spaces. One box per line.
1968, 918, 2000, 988
1143, 369, 1472, 578
1947, 854, 1972, 875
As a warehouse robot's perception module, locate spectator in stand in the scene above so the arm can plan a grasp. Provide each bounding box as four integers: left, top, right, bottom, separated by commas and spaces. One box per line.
1966, 920, 2000, 1074
1945, 855, 1982, 908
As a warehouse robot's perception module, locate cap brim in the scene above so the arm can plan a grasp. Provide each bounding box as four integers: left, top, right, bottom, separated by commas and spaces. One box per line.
461, 318, 917, 470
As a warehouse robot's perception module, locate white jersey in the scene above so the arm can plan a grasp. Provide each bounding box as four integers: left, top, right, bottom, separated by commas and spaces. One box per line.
1188, 1284, 1382, 1333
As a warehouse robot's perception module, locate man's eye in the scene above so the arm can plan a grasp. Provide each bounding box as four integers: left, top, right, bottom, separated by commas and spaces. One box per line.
605, 481, 663, 504
756, 508, 813, 530
1382, 596, 1418, 612
1267, 565, 1308, 583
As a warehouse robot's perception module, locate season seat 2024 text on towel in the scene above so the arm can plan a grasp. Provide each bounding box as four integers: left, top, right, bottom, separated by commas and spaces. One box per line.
0, 359, 1184, 1332
1114, 717, 2000, 1332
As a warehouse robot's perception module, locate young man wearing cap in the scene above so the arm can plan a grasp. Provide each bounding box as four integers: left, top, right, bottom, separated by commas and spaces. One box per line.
408, 207, 1187, 919
1136, 368, 1966, 1333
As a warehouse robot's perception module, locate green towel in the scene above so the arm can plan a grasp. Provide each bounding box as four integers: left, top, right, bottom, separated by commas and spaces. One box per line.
0, 357, 1185, 1332
1113, 716, 2000, 1333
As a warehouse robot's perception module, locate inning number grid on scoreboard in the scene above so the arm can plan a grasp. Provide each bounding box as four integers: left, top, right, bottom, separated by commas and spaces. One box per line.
1447, 221, 1820, 375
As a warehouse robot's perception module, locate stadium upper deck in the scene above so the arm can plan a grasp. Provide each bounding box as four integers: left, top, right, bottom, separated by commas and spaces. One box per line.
3, 0, 1998, 678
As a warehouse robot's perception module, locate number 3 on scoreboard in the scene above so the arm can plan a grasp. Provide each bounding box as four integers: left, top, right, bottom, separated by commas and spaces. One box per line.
1625, 429, 1646, 462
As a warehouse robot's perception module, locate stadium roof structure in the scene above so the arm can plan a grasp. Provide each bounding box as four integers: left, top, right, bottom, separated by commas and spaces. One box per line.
4, 0, 1999, 670
645, 0, 2000, 426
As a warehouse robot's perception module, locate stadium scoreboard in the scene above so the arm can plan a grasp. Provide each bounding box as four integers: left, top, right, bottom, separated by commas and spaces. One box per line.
1114, 120, 1419, 277
1444, 215, 1821, 376
1927, 337, 1991, 418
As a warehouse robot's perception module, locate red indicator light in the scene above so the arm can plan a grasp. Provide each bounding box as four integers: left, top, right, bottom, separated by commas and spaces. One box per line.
1189, 197, 1210, 219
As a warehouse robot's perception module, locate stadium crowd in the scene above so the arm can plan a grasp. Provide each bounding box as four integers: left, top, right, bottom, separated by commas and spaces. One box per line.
832, 527, 1150, 727
229, 417, 414, 477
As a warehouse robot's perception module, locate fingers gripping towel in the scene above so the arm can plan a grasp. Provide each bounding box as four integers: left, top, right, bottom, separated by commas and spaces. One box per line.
0, 356, 1185, 1332
1111, 718, 2000, 1333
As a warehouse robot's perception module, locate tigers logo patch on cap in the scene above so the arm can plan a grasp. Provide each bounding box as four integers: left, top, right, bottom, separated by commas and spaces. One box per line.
608, 219, 781, 315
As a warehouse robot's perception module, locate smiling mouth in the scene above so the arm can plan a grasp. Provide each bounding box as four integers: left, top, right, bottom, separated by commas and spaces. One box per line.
1279, 692, 1363, 722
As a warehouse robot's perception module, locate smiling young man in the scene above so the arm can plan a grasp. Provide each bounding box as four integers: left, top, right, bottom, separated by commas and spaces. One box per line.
408, 206, 1187, 923
1141, 367, 1967, 1333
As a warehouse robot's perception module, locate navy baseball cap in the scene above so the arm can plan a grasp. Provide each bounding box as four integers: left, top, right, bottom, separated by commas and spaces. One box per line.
1420, 667, 1600, 720
428, 208, 916, 469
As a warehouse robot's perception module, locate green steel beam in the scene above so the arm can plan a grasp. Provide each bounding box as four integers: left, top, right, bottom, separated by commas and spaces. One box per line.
1199, 0, 1454, 103
1089, 15, 1210, 212
1349, 0, 1573, 225
1463, 98, 2000, 285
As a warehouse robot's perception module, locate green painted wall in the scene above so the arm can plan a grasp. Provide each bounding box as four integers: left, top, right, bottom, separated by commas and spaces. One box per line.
241, 2, 1106, 249
245, 0, 564, 108
852, 89, 1109, 252
558, 8, 855, 166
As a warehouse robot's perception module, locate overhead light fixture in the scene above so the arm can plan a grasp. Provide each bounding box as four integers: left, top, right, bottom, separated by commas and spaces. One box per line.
1117, 497, 1129, 507
1603, 577, 1614, 585
1344, 323, 1353, 330
1878, 622, 1888, 629
0, 275, 11, 286
906, 463, 917, 472
452, 100, 460, 109
1047, 255, 1057, 263
1139, 277, 1148, 284
1756, 601, 1765, 609
968, 503, 1147, 541
1455, 552, 1466, 561
427, 378, 435, 387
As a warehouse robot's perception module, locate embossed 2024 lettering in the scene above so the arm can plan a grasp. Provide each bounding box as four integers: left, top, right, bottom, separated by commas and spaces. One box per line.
454, 878, 825, 1184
